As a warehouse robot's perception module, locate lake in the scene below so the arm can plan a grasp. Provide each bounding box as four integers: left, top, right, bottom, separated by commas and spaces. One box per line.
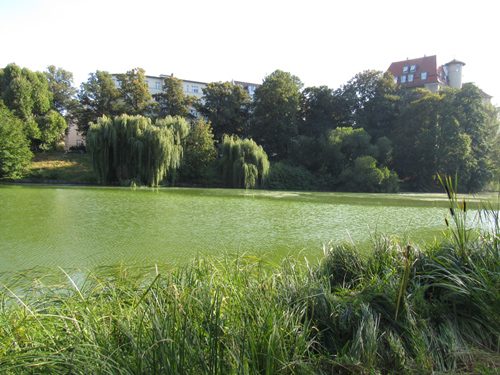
0, 184, 490, 274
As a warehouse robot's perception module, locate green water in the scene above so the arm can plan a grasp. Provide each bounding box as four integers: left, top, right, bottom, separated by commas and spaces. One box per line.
0, 184, 488, 273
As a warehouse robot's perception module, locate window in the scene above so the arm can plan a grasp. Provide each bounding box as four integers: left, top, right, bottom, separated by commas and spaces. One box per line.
403, 66, 409, 74
76, 140, 82, 146
401, 75, 407, 83
408, 74, 414, 82
248, 85, 256, 95
421, 72, 428, 80
410, 64, 417, 72
155, 82, 161, 89
192, 86, 198, 93
393, 76, 398, 84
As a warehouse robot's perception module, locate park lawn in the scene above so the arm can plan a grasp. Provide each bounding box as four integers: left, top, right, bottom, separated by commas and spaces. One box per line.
25, 151, 96, 182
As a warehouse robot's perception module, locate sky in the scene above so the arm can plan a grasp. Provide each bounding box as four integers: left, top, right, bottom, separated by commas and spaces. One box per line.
1, 0, 498, 105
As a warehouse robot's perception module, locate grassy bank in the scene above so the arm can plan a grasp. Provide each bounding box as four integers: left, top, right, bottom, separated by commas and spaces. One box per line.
1, 183, 500, 374
4, 151, 97, 184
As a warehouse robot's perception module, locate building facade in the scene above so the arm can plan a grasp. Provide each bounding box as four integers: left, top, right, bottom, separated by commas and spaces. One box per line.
387, 55, 491, 105
64, 123, 86, 151
65, 74, 260, 149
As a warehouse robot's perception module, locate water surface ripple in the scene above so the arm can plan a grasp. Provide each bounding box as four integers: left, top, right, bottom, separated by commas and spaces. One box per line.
0, 185, 468, 273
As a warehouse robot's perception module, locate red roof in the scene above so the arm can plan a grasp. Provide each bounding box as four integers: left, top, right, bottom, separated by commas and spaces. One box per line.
387, 55, 447, 88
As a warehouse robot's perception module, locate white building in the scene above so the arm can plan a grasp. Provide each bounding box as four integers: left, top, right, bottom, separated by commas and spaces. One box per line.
65, 73, 260, 149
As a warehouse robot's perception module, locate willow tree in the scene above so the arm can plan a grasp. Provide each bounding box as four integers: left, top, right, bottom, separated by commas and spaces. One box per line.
218, 135, 270, 188
86, 114, 189, 186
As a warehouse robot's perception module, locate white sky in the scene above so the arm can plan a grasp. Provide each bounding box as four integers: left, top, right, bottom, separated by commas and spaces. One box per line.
1, 0, 498, 105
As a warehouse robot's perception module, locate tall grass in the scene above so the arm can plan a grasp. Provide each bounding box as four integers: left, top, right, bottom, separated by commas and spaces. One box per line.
2, 180, 500, 373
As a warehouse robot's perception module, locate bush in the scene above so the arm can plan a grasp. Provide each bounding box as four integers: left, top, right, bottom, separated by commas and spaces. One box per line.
0, 103, 33, 178
339, 156, 399, 193
268, 161, 316, 190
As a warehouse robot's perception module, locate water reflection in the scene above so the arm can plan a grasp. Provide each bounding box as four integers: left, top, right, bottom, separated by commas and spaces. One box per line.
0, 185, 492, 273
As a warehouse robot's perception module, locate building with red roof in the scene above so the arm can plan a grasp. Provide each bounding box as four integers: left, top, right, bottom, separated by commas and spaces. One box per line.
387, 55, 466, 93
387, 55, 491, 104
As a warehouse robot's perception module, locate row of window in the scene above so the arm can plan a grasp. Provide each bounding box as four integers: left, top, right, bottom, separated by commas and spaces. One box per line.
403, 64, 417, 74
114, 78, 255, 95
394, 71, 428, 84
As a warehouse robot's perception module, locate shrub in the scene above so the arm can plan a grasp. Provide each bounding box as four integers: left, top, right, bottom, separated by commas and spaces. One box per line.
267, 161, 316, 190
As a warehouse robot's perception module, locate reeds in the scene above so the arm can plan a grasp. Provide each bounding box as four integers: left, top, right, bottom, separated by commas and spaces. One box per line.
2, 181, 500, 374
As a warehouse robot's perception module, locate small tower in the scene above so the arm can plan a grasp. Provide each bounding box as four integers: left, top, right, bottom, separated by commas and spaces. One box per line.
444, 59, 465, 89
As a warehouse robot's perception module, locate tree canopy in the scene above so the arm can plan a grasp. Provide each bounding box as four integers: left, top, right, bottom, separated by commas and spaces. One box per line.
196, 81, 251, 141
116, 68, 153, 116
0, 63, 66, 150
218, 135, 270, 189
251, 70, 303, 158
86, 115, 190, 186
76, 70, 122, 134
153, 76, 194, 119
180, 117, 217, 182
0, 102, 33, 177
44, 65, 77, 114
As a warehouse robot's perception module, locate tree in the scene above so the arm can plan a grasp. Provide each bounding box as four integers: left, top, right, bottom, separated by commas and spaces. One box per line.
86, 115, 190, 186
218, 135, 270, 188
251, 70, 303, 158
320, 127, 378, 177
76, 70, 122, 134
299, 86, 337, 138
196, 81, 251, 141
484, 103, 500, 185
44, 65, 77, 114
340, 70, 402, 140
152, 76, 194, 119
448, 83, 492, 191
339, 156, 398, 193
0, 103, 33, 177
116, 67, 153, 116
0, 63, 66, 150
180, 117, 217, 182
392, 90, 473, 190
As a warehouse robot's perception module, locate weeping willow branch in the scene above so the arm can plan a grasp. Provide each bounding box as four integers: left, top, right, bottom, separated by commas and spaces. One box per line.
86, 115, 190, 186
218, 135, 270, 189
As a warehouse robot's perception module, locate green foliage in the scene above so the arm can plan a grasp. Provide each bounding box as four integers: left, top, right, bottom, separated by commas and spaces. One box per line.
44, 65, 76, 114
180, 117, 217, 182
340, 70, 402, 139
0, 103, 33, 178
0, 64, 52, 121
86, 114, 189, 186
76, 70, 122, 134
116, 67, 154, 116
339, 155, 399, 193
35, 109, 66, 150
196, 81, 251, 141
152, 75, 194, 119
392, 85, 495, 192
0, 63, 66, 150
267, 161, 316, 190
251, 70, 303, 158
218, 135, 270, 188
299, 86, 337, 138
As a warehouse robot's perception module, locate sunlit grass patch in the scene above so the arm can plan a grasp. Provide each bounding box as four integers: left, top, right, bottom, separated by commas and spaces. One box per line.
24, 152, 96, 182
